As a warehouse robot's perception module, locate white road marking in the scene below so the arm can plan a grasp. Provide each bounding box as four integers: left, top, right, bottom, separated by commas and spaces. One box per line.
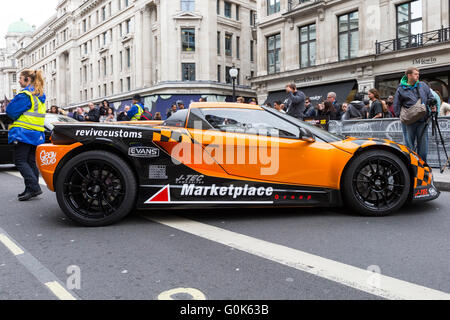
45, 282, 77, 300
0, 227, 79, 300
0, 233, 24, 256
144, 215, 450, 300
4, 170, 46, 186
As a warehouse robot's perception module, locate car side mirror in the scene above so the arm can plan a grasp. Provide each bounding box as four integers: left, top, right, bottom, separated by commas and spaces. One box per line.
299, 127, 315, 143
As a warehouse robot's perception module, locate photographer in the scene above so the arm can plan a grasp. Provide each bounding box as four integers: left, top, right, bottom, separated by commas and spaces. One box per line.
393, 67, 437, 162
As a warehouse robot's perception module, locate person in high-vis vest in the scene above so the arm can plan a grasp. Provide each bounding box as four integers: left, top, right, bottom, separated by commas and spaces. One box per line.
6, 70, 46, 201
127, 94, 144, 121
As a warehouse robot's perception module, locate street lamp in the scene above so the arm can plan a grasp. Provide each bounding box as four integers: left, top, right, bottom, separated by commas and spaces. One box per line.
229, 66, 239, 102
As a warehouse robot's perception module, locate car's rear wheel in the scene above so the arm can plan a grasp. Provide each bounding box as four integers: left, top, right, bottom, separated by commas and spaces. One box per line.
342, 150, 411, 216
55, 151, 137, 227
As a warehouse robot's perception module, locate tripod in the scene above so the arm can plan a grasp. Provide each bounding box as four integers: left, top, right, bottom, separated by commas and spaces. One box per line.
418, 112, 450, 173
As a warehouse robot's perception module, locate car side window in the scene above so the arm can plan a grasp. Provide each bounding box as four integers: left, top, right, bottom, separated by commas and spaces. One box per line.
200, 108, 300, 138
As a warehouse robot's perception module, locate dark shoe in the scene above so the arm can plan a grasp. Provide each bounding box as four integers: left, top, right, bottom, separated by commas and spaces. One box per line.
32, 190, 43, 197
18, 190, 42, 202
18, 192, 34, 202
18, 190, 27, 198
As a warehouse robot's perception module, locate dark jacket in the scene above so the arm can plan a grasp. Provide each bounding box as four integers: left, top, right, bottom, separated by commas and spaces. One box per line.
342, 101, 367, 120
303, 106, 317, 119
369, 100, 383, 119
86, 108, 100, 122
333, 102, 343, 120
140, 109, 153, 121
72, 112, 85, 122
117, 112, 129, 122
286, 91, 306, 120
318, 109, 339, 121
393, 76, 434, 122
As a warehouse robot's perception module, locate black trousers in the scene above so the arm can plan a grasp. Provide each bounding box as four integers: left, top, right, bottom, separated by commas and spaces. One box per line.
14, 142, 41, 193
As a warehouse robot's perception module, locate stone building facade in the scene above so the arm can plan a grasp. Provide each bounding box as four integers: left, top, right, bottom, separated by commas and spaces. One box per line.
13, 0, 257, 117
253, 0, 450, 106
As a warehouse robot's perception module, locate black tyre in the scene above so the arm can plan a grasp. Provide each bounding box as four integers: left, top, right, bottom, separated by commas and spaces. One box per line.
342, 150, 411, 216
55, 151, 137, 227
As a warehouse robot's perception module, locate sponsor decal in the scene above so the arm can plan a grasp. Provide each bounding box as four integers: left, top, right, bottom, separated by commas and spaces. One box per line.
175, 175, 204, 185
129, 147, 160, 158
429, 187, 438, 197
75, 128, 143, 139
149, 165, 168, 180
414, 188, 430, 199
40, 150, 57, 166
181, 184, 273, 199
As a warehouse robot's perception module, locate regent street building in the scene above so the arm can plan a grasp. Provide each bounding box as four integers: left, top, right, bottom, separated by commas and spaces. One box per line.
252, 0, 450, 106
13, 0, 257, 116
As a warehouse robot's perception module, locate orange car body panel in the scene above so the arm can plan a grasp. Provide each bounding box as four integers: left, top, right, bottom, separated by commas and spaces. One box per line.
36, 143, 82, 191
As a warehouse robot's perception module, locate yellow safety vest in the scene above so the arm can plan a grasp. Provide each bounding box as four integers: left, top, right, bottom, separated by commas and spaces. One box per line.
131, 104, 144, 121
9, 90, 46, 132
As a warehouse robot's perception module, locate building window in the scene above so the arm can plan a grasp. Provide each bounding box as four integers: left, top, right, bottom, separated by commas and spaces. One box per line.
396, 0, 422, 49
110, 55, 114, 75
181, 28, 195, 52
267, 0, 280, 15
103, 57, 107, 76
250, 40, 254, 62
102, 6, 106, 21
126, 48, 131, 68
250, 10, 256, 26
217, 0, 220, 15
267, 33, 281, 74
225, 66, 232, 84
126, 19, 131, 34
236, 36, 240, 59
217, 65, 221, 82
120, 51, 123, 70
338, 11, 359, 61
236, 5, 240, 21
182, 63, 196, 81
217, 32, 221, 54
82, 19, 87, 33
224, 2, 231, 18
299, 24, 316, 68
181, 0, 195, 12
127, 77, 131, 91
225, 33, 232, 56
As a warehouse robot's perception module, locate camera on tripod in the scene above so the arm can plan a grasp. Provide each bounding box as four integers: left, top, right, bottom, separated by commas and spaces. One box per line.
427, 98, 438, 114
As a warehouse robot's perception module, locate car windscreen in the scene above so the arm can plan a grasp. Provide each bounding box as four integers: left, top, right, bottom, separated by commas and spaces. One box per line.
163, 109, 189, 128
262, 106, 346, 142
45, 114, 78, 131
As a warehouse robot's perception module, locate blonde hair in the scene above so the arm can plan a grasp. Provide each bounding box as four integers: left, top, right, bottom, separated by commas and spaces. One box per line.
20, 69, 45, 97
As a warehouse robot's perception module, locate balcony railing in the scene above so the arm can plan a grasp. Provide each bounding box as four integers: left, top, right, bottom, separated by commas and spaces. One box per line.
376, 27, 450, 54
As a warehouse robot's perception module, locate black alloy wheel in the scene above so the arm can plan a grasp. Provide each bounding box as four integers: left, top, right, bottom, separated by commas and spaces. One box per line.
342, 150, 411, 216
56, 151, 137, 227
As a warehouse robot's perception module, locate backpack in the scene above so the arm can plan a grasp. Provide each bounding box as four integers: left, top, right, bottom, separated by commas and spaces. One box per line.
140, 110, 153, 121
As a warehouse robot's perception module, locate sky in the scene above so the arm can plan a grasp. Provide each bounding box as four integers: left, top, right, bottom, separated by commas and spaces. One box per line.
0, 0, 60, 47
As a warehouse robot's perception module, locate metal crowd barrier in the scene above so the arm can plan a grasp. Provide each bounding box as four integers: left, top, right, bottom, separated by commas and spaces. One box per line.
328, 117, 450, 168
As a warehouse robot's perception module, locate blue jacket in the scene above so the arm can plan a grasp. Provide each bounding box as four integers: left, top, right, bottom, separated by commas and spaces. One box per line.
127, 102, 144, 120
6, 86, 46, 146
393, 77, 434, 122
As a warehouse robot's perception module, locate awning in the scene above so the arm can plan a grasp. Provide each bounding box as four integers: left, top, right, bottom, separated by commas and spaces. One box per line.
265, 80, 358, 106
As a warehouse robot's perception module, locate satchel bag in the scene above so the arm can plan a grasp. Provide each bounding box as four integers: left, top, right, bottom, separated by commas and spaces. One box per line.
400, 88, 427, 125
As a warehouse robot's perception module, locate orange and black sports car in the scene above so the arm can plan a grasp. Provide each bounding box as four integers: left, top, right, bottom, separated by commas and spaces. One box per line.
36, 102, 439, 227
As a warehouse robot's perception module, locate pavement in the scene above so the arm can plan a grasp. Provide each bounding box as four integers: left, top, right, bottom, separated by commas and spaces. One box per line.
432, 168, 450, 192
1, 166, 450, 300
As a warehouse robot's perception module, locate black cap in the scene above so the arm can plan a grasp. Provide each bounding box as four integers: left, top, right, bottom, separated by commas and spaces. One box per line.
133, 94, 141, 101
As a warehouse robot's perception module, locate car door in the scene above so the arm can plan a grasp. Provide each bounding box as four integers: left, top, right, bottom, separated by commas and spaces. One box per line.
188, 107, 351, 189
0, 114, 15, 164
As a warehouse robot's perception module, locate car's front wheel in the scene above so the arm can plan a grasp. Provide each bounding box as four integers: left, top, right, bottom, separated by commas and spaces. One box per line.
55, 151, 137, 227
342, 150, 411, 216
